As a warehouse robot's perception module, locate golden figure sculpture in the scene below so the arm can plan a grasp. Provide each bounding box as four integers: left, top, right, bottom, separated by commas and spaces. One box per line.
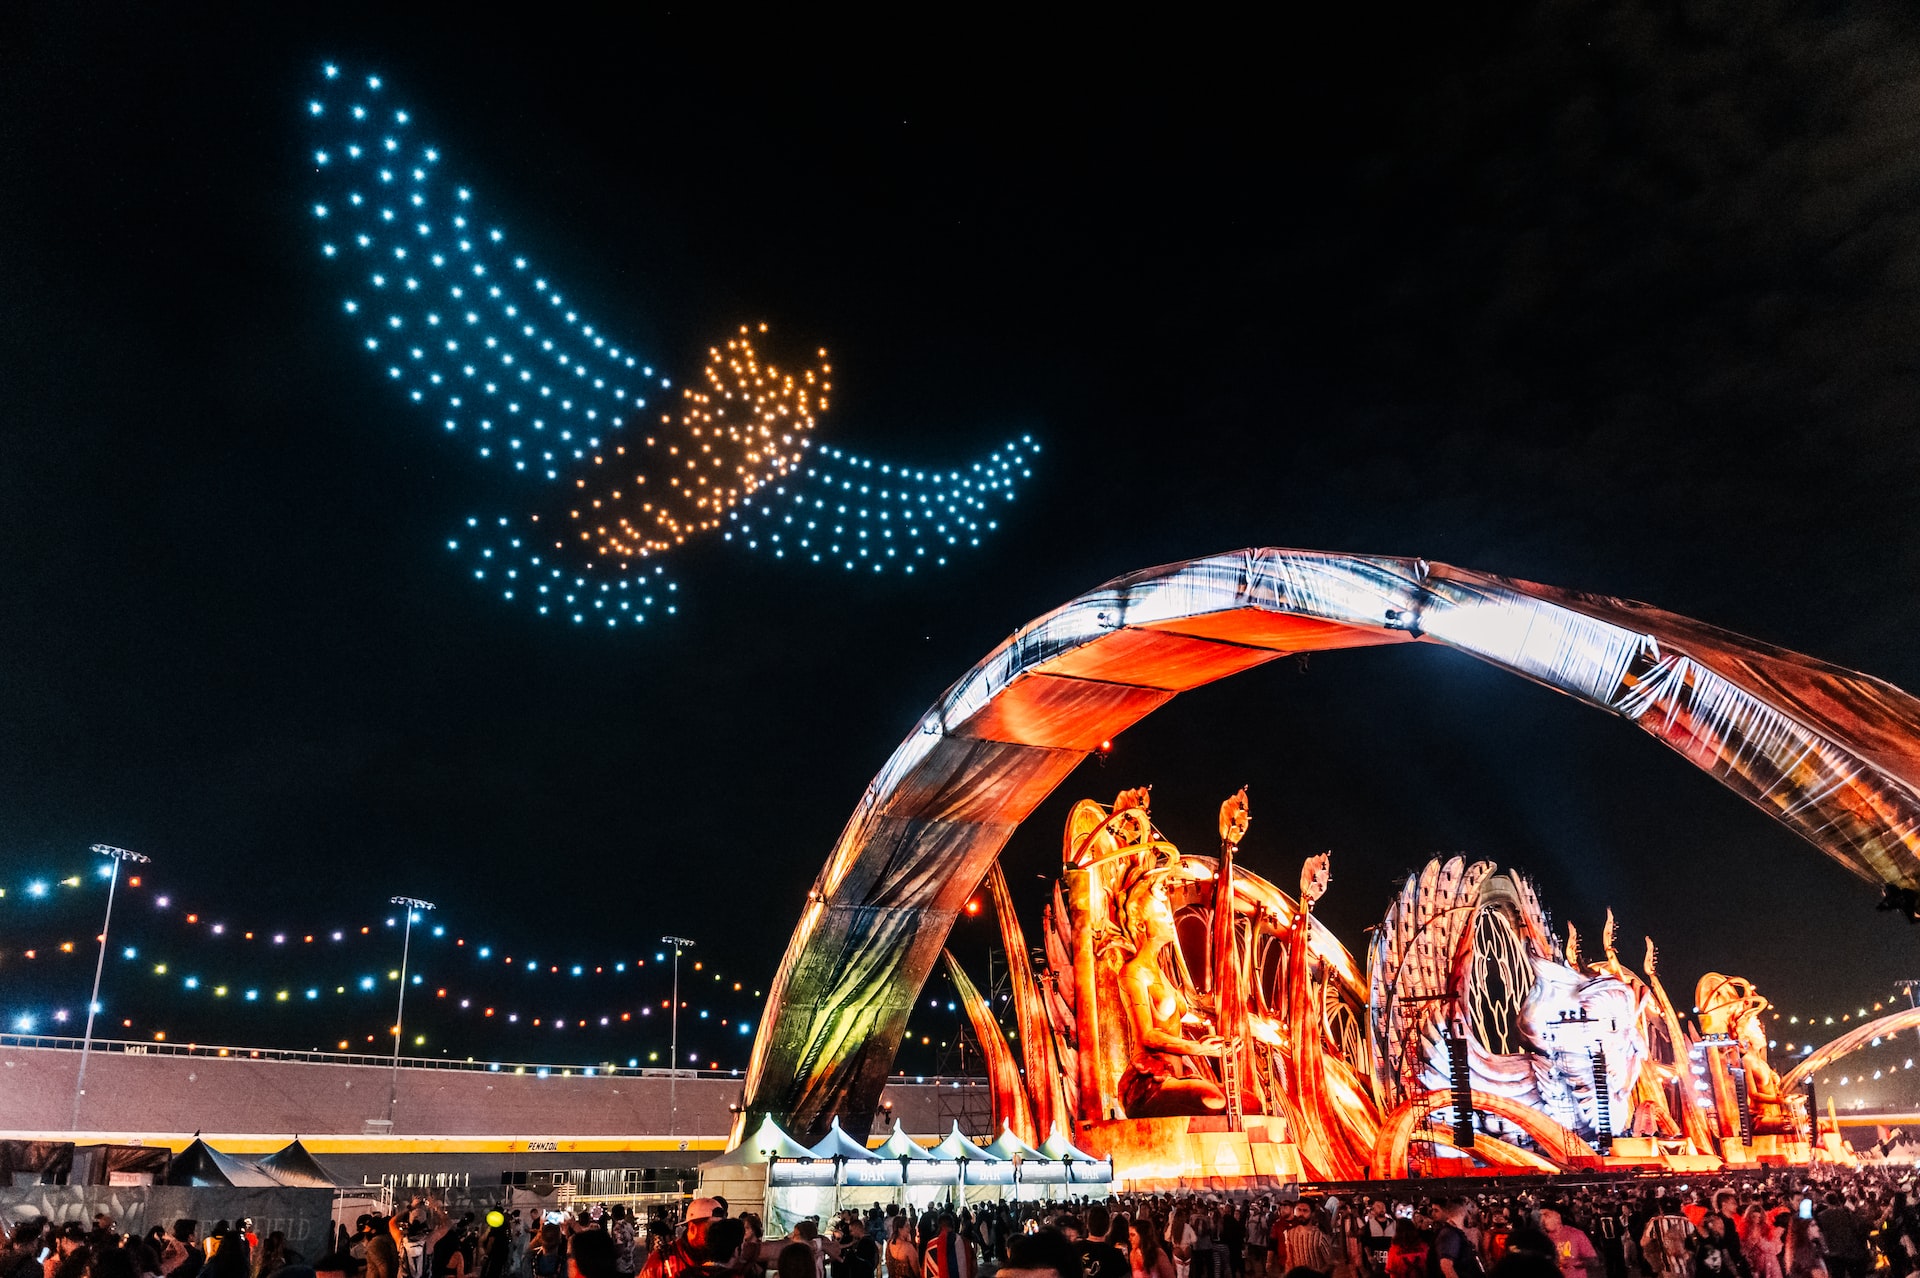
1696, 971, 1797, 1134
1116, 872, 1228, 1117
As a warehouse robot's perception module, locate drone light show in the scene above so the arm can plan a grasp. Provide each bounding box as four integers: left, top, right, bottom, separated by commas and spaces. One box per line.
305, 63, 1040, 626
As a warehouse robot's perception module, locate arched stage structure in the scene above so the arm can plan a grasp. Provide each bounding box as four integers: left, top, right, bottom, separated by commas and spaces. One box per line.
736, 549, 1920, 1145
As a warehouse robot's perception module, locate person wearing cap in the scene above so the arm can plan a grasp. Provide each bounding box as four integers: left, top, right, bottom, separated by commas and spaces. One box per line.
641, 1200, 724, 1278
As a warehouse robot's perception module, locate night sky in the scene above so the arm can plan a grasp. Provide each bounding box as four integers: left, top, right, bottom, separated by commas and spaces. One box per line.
5, 5, 1920, 1100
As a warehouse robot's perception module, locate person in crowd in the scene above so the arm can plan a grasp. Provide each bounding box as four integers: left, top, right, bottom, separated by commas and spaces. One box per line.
46, 1228, 88, 1278
203, 1229, 250, 1278
1482, 1207, 1515, 1274
919, 1217, 973, 1278
528, 1223, 567, 1278
1359, 1205, 1396, 1278
476, 1218, 511, 1278
1816, 1196, 1866, 1278
92, 1247, 138, 1278
837, 1216, 878, 1278
1784, 1214, 1824, 1278
648, 1197, 729, 1274
571, 1230, 619, 1278
1001, 1230, 1080, 1278
1430, 1200, 1484, 1278
169, 1228, 207, 1278
1190, 1211, 1218, 1278
679, 1220, 747, 1278
1247, 1206, 1273, 1278
1384, 1223, 1426, 1278
1276, 1205, 1334, 1278
1585, 1202, 1626, 1278
1690, 1216, 1749, 1278
430, 1220, 469, 1278
1874, 1193, 1918, 1278
3, 1223, 47, 1278
254, 1233, 292, 1278
1709, 1199, 1743, 1248
1221, 1207, 1246, 1278
776, 1247, 814, 1278
606, 1210, 636, 1278
1130, 1220, 1175, 1278
1641, 1201, 1694, 1278
884, 1219, 919, 1278
1740, 1204, 1782, 1278
1070, 1210, 1127, 1278
1536, 1207, 1600, 1278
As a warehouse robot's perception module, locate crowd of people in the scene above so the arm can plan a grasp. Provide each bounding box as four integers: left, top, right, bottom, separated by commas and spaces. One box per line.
4, 1170, 1919, 1278
614, 1170, 1920, 1278
0, 1215, 326, 1278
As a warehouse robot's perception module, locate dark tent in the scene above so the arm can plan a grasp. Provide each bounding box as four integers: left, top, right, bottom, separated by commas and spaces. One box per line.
71, 1144, 170, 1186
165, 1138, 280, 1187
255, 1139, 340, 1189
0, 1140, 73, 1187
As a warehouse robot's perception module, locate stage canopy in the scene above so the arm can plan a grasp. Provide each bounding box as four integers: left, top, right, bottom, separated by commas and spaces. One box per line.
736, 548, 1920, 1143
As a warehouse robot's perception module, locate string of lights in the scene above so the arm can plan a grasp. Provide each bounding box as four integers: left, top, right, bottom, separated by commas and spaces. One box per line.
1, 876, 768, 1068
0, 866, 761, 986
305, 63, 1039, 625
6, 963, 758, 1039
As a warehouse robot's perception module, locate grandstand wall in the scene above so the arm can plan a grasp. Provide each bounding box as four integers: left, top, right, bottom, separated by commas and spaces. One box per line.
0, 1042, 988, 1184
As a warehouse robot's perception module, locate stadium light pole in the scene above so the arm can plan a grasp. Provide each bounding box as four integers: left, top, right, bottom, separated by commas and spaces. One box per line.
72, 844, 148, 1131
387, 897, 436, 1130
662, 935, 696, 1135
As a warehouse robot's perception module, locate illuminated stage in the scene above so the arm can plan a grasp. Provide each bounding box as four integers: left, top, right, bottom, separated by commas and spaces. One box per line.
944, 787, 1860, 1189
722, 548, 1920, 1190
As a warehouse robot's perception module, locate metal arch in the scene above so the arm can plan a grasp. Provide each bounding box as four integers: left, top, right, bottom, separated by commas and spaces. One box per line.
737, 548, 1920, 1144
1778, 1005, 1920, 1094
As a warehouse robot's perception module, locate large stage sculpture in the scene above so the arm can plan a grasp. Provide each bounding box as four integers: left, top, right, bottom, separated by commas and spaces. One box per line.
736, 548, 1920, 1178
952, 786, 1814, 1185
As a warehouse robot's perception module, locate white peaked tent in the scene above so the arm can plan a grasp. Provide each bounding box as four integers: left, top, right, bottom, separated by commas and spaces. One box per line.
984, 1122, 1050, 1163
877, 1121, 938, 1161
1039, 1122, 1113, 1183
698, 1114, 814, 1221
1037, 1123, 1097, 1162
719, 1114, 813, 1162
809, 1116, 881, 1162
931, 1122, 1003, 1163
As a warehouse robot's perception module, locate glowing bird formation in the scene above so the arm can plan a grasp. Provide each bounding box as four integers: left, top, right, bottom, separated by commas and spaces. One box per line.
304, 63, 1039, 626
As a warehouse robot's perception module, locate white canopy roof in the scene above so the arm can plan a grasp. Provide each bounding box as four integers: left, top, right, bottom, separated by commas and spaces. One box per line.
1038, 1122, 1104, 1163
984, 1122, 1052, 1162
876, 1121, 938, 1160
808, 1116, 880, 1162
931, 1122, 1002, 1162
702, 1114, 815, 1168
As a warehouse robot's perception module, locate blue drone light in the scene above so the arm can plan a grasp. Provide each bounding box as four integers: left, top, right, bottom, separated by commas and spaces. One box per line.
306, 62, 1038, 625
